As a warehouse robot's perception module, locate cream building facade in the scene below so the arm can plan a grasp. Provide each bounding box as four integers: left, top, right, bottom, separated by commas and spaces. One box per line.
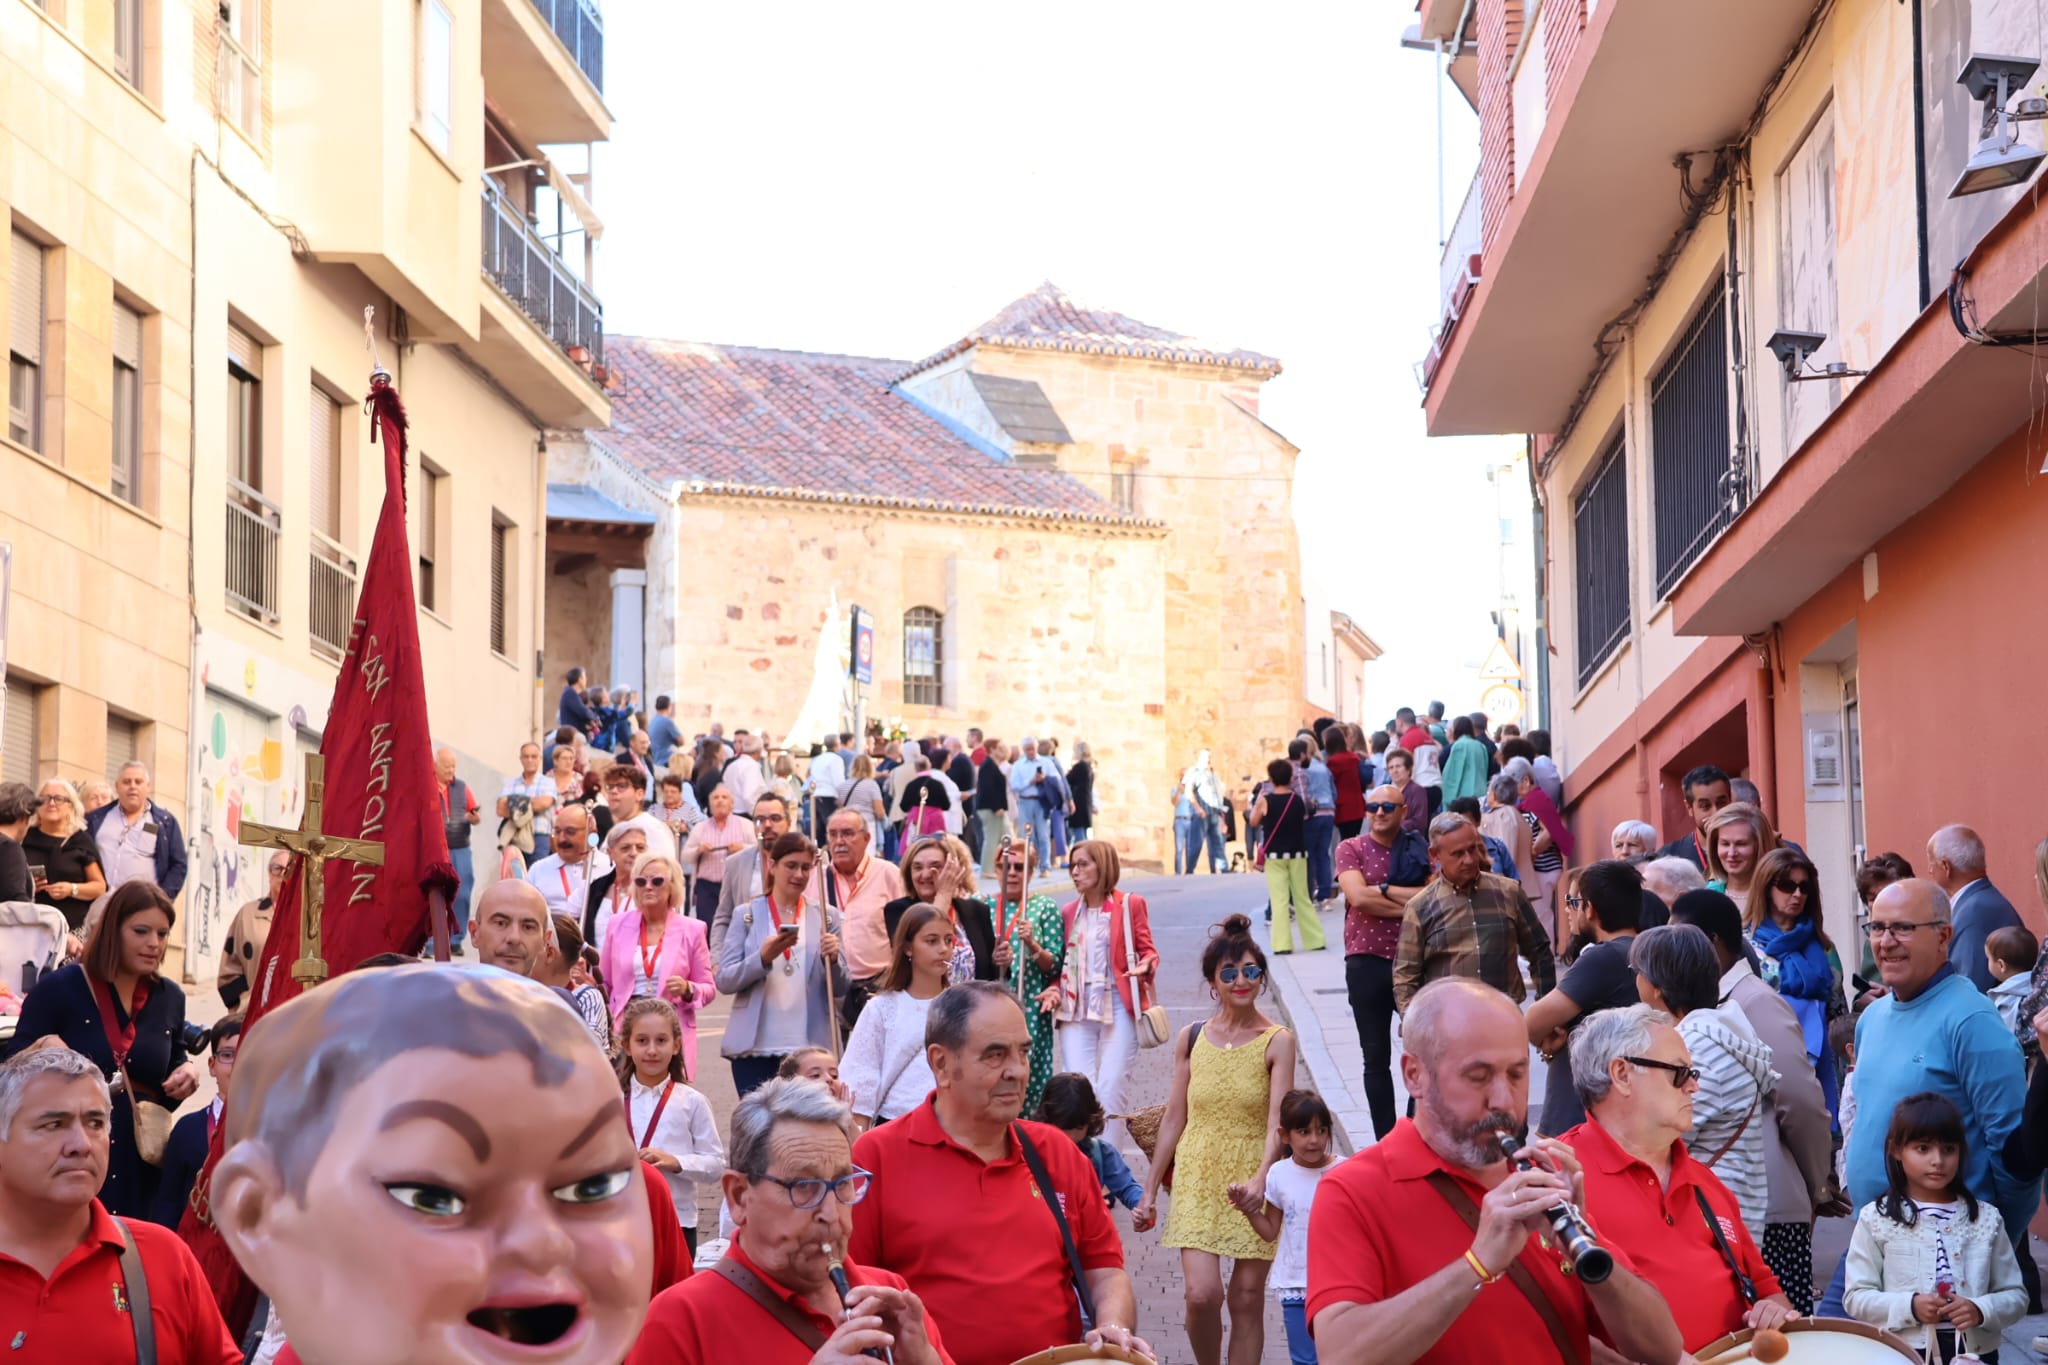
3, 0, 613, 981
545, 286, 1307, 865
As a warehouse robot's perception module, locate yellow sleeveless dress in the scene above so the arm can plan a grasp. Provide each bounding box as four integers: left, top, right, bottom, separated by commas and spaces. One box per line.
1162, 1025, 1283, 1260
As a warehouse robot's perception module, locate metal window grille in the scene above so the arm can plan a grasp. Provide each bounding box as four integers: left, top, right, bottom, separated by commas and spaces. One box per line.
10, 232, 44, 450
309, 531, 358, 662
105, 715, 140, 785
1573, 436, 1630, 688
903, 607, 942, 707
489, 517, 510, 656
226, 479, 281, 624
526, 0, 604, 93
1, 680, 40, 787
1650, 285, 1736, 598
112, 303, 141, 504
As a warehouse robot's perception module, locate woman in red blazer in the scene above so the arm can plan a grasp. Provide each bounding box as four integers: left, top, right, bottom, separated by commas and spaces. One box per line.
1045, 839, 1160, 1117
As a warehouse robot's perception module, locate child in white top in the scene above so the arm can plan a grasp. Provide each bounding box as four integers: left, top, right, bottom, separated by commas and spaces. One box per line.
618, 998, 724, 1254
1229, 1090, 1344, 1365
839, 903, 953, 1125
1843, 1092, 2026, 1362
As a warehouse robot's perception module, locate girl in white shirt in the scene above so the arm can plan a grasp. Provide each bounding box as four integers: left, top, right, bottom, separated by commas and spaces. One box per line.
1230, 1090, 1345, 1365
616, 998, 724, 1255
839, 903, 953, 1126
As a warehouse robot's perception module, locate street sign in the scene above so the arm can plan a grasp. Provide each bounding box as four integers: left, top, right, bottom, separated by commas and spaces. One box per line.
1477, 638, 1523, 682
1481, 683, 1524, 728
849, 607, 874, 685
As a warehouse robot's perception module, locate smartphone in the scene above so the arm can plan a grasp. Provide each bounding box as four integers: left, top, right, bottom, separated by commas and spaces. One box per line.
27, 864, 46, 886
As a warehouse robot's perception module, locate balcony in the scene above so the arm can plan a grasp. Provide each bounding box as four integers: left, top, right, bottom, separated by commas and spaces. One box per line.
473, 184, 611, 428
1421, 0, 1818, 437
1419, 173, 1483, 392
483, 0, 611, 145
226, 482, 281, 626
310, 533, 360, 662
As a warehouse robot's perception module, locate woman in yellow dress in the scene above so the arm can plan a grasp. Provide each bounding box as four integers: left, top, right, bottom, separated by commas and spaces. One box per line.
1135, 913, 1297, 1365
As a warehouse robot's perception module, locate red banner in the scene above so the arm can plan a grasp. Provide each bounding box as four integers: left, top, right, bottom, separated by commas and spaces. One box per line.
181, 376, 457, 1325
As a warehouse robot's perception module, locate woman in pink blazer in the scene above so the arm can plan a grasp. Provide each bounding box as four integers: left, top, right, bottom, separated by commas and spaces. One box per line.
600, 850, 717, 1078
1045, 839, 1158, 1116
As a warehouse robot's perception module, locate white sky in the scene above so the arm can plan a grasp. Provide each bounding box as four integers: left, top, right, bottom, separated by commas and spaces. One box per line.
594, 1, 1523, 715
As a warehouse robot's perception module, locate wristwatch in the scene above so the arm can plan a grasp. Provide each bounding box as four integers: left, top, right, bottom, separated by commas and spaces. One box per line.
1378, 880, 1391, 898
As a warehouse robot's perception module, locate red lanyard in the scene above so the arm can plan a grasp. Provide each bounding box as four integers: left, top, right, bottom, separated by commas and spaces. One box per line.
88, 975, 148, 1066
628, 1080, 675, 1148
769, 893, 800, 963
638, 923, 663, 982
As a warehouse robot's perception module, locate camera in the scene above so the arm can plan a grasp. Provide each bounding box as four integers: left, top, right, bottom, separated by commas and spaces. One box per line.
176, 1020, 210, 1056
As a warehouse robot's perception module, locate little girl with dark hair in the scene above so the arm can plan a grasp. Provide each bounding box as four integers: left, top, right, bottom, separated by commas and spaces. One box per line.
1037, 1072, 1143, 1210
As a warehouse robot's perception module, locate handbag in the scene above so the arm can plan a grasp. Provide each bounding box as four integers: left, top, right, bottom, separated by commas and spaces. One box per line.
126, 1072, 173, 1165
1254, 792, 1296, 872
1120, 895, 1169, 1049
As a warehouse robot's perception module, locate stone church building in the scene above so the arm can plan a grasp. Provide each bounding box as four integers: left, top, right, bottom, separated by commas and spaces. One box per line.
543, 284, 1304, 864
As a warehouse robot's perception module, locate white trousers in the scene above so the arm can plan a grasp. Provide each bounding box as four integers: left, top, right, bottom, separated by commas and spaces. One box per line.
1058, 1003, 1139, 1117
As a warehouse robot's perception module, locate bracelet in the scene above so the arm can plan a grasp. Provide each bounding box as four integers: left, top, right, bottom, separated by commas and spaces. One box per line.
1463, 1249, 1503, 1286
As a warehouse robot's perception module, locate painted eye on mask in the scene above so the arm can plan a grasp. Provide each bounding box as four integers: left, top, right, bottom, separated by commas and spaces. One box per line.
552, 1169, 632, 1204
384, 1182, 466, 1217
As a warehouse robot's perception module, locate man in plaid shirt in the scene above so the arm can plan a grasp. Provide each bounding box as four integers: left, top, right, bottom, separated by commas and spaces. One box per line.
1393, 812, 1557, 1012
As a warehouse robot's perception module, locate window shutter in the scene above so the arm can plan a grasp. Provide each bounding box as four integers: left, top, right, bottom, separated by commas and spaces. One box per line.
106, 715, 140, 784
227, 322, 260, 374
489, 521, 508, 654
309, 388, 340, 538
2, 681, 38, 787
112, 302, 142, 369
11, 233, 44, 364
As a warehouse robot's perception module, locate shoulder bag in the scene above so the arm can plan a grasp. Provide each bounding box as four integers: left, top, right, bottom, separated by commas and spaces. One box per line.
1700, 1090, 1760, 1169
115, 1216, 157, 1365
1119, 895, 1170, 1049
1254, 792, 1296, 872
1014, 1123, 1098, 1337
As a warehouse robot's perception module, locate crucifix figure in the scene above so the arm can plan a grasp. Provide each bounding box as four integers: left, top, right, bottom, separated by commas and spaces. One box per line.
240, 753, 385, 986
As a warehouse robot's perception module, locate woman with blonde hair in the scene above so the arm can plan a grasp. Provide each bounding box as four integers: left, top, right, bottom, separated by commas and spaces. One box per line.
1042, 838, 1158, 1118
884, 834, 996, 983
1703, 801, 1778, 915
768, 750, 803, 810
23, 776, 105, 931
598, 849, 716, 1077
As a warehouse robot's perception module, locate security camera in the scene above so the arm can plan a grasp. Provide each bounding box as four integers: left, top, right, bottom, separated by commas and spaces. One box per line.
1766, 330, 1828, 379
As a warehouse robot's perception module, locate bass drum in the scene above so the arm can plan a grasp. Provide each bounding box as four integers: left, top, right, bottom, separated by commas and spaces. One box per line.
1693, 1320, 1922, 1365
1009, 1345, 1153, 1365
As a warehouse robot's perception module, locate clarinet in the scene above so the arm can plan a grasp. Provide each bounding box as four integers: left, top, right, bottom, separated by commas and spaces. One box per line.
1497, 1136, 1612, 1284
828, 1249, 893, 1364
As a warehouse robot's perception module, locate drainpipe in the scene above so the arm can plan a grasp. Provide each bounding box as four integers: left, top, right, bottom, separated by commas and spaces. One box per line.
1910, 0, 1933, 311
1751, 647, 1779, 829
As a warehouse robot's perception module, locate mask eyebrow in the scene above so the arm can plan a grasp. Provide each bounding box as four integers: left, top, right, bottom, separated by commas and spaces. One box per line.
560, 1103, 624, 1160
380, 1100, 491, 1162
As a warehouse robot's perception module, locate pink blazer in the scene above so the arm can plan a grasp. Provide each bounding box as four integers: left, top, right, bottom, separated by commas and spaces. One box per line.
601, 908, 717, 1078
1058, 891, 1159, 1018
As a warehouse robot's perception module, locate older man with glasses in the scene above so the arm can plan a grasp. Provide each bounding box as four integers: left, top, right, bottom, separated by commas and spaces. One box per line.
1814, 877, 2033, 1319
216, 852, 289, 1010
710, 793, 794, 959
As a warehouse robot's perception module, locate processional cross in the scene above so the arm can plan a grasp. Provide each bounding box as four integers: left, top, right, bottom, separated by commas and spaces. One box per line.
239, 753, 385, 986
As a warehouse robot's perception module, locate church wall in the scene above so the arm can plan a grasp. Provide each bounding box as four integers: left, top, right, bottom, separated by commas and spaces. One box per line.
653, 496, 1177, 866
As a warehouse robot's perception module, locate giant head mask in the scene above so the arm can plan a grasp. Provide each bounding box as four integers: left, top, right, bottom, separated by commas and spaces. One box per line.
212, 964, 652, 1365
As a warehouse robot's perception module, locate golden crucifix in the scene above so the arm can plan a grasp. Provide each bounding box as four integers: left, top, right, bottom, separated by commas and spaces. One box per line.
239, 753, 385, 986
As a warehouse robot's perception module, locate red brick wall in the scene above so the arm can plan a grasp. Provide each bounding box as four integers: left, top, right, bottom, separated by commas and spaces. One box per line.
1545, 0, 1585, 110
1477, 0, 1524, 252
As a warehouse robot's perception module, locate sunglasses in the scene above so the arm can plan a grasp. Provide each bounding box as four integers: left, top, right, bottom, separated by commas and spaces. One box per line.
1364, 802, 1402, 814
634, 876, 669, 888
1772, 877, 1812, 895
1624, 1056, 1701, 1088
1218, 964, 1265, 985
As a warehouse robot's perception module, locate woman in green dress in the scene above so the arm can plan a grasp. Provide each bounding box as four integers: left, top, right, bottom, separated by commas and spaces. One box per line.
993, 839, 1064, 1113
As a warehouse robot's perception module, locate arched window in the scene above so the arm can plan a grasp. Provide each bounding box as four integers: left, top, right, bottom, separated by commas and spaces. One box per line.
903, 606, 943, 707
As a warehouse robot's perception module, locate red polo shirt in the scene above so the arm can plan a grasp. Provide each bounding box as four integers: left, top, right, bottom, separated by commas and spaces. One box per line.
0, 1200, 240, 1364
1562, 1119, 1779, 1352
627, 1240, 951, 1365
850, 1101, 1122, 1365
1306, 1119, 1628, 1364
642, 1161, 692, 1295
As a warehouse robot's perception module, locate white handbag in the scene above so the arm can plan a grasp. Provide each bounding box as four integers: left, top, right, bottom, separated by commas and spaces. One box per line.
1121, 894, 1170, 1048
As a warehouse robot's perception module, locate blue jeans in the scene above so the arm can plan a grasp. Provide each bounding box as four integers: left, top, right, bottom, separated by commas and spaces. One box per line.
1202, 813, 1226, 872
448, 845, 473, 944
1016, 799, 1052, 870
1174, 815, 1199, 874
528, 833, 552, 865
1282, 1300, 1315, 1365
1305, 812, 1336, 900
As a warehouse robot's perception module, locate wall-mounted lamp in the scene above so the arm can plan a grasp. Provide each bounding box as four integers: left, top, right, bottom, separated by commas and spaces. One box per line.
1766, 329, 1870, 382
1952, 55, 2048, 197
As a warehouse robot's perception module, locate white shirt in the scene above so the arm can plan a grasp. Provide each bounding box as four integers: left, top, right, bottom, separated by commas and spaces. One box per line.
525, 852, 611, 918
624, 1076, 724, 1229
726, 755, 767, 810
1265, 1155, 1344, 1294
752, 903, 814, 1055
95, 806, 159, 891
806, 750, 846, 800
838, 991, 938, 1122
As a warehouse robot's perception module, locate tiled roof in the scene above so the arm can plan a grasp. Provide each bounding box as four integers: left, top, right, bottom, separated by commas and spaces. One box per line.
899, 281, 1283, 381
595, 337, 1147, 524
969, 372, 1073, 445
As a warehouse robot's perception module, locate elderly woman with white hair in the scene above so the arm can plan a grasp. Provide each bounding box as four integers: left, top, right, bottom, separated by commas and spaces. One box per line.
1561, 1003, 1798, 1352
1503, 756, 1570, 936
1611, 820, 1659, 860
1630, 924, 1777, 1238
599, 849, 716, 1076
583, 811, 678, 953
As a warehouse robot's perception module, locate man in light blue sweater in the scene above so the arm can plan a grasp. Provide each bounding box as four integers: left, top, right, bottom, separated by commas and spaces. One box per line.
1817, 878, 2034, 1316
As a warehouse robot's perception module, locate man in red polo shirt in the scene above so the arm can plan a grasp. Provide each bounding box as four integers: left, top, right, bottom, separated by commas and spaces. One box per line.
1561, 1003, 1797, 1352
1306, 978, 1681, 1365
0, 1046, 240, 1364
630, 1077, 950, 1365
850, 981, 1153, 1365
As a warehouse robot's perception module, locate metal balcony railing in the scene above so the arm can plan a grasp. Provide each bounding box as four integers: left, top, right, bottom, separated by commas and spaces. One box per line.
225, 481, 281, 625
1440, 172, 1483, 321
527, 0, 603, 95
482, 184, 605, 374
309, 531, 359, 662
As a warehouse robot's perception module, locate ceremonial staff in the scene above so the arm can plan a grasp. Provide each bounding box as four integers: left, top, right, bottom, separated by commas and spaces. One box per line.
239, 754, 385, 986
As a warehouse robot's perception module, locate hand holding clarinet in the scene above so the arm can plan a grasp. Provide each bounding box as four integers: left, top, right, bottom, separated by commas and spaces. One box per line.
1468, 1133, 1611, 1285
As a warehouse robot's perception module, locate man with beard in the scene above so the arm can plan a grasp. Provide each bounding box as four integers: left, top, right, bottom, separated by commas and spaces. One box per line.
1306, 978, 1682, 1365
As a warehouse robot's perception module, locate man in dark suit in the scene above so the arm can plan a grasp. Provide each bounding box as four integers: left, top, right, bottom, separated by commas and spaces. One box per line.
1653, 764, 1732, 869
1930, 824, 2024, 993
149, 1015, 239, 1228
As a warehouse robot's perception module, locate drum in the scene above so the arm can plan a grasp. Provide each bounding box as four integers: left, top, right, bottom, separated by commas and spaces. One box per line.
1695, 1320, 1923, 1365
1008, 1343, 1153, 1365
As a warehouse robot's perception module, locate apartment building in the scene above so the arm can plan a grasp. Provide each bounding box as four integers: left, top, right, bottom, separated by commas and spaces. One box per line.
3, 0, 611, 982
1411, 0, 2048, 939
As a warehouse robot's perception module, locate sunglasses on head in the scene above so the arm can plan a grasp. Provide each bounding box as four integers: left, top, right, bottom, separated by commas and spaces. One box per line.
1364, 802, 1401, 814
634, 876, 669, 888
1218, 964, 1264, 985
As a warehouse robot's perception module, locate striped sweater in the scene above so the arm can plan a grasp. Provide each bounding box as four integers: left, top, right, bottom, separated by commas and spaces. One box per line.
1680, 1005, 1777, 1236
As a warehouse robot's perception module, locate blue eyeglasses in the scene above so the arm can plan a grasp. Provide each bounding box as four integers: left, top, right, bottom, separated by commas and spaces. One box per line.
1218, 964, 1264, 985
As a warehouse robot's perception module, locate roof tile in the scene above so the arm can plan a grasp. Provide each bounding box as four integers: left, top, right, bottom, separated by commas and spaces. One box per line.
898, 281, 1283, 381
